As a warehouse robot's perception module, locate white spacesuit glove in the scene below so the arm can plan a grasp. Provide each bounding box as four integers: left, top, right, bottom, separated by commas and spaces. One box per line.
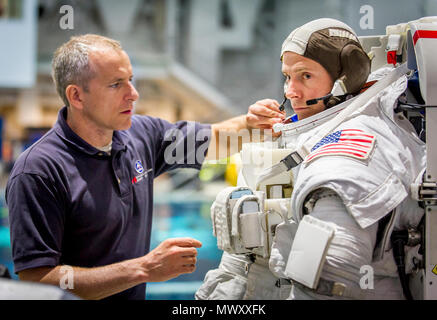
195, 252, 250, 300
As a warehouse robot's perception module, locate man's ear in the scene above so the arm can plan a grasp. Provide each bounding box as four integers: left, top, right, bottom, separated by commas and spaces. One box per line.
65, 84, 84, 110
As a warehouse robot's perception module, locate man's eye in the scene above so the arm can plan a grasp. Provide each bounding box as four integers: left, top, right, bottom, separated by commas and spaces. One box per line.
303, 73, 311, 80
110, 83, 120, 88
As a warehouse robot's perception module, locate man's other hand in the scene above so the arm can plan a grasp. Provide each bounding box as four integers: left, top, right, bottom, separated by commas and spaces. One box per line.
141, 238, 202, 282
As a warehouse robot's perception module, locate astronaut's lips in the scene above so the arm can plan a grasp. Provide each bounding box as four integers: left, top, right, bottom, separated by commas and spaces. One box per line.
290, 100, 308, 111
292, 106, 308, 111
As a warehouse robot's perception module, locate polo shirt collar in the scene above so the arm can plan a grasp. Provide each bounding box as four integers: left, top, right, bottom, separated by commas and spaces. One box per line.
54, 106, 127, 156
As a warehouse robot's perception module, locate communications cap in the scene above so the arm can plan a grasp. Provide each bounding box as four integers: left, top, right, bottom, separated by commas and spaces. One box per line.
281, 18, 371, 96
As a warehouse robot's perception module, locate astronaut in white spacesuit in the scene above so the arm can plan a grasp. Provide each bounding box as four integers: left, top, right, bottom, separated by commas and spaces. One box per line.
196, 18, 425, 300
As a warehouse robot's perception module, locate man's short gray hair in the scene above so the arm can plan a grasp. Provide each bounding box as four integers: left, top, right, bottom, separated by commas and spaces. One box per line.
52, 34, 122, 106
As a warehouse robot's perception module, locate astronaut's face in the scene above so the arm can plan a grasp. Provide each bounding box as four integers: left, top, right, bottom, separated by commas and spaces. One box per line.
282, 52, 333, 120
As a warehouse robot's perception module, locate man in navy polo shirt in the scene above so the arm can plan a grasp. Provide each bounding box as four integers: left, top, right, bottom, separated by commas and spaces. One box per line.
5, 34, 285, 300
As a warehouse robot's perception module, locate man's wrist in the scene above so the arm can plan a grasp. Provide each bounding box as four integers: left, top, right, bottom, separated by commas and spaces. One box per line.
122, 257, 150, 284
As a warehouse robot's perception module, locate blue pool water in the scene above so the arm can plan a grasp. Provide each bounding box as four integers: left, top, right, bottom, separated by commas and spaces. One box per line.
0, 226, 15, 280
0, 189, 15, 280
146, 197, 223, 300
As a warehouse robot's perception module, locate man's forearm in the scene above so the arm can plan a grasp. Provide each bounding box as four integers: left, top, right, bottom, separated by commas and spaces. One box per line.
207, 115, 266, 161
19, 257, 147, 300
18, 238, 201, 300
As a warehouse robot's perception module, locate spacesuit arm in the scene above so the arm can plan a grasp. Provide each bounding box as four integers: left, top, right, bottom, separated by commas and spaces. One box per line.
288, 189, 379, 299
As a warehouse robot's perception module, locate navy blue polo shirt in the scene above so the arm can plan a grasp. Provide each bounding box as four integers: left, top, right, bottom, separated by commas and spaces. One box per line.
6, 107, 211, 300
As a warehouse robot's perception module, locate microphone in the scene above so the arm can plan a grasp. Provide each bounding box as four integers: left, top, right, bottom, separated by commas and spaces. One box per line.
279, 96, 288, 111
305, 79, 347, 106
306, 93, 333, 106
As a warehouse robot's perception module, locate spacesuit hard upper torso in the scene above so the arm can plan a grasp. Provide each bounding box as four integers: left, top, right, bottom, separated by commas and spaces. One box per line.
196, 68, 426, 300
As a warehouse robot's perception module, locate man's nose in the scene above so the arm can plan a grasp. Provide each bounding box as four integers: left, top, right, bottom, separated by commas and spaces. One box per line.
127, 81, 139, 101
285, 80, 301, 99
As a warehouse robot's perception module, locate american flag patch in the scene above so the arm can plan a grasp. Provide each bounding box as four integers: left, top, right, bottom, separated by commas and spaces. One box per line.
304, 129, 376, 164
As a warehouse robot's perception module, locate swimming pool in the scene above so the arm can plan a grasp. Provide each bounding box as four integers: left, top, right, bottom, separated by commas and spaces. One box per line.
146, 190, 223, 300
0, 189, 15, 280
